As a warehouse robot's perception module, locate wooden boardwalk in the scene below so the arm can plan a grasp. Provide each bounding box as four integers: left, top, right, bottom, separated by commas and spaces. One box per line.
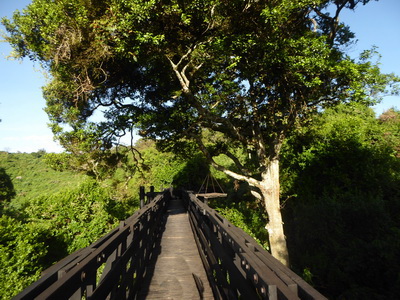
137, 197, 214, 299
15, 189, 327, 300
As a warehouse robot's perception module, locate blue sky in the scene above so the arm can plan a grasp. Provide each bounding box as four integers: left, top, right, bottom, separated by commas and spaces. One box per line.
0, 0, 399, 153
0, 0, 63, 153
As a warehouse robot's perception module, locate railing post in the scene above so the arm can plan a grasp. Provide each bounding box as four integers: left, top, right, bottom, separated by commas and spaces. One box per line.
140, 186, 145, 208
147, 186, 155, 204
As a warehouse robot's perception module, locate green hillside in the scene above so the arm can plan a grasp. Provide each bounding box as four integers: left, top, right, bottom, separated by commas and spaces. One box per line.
0, 151, 87, 209
0, 151, 135, 299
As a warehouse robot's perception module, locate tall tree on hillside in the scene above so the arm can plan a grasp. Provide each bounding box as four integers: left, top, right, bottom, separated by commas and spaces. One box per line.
0, 168, 15, 211
3, 0, 398, 265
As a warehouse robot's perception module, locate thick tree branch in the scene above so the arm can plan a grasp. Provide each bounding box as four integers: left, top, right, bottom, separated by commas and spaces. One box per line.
224, 150, 252, 176
211, 159, 261, 188
195, 135, 261, 188
167, 56, 191, 93
313, 0, 349, 45
250, 188, 262, 201
205, 118, 247, 144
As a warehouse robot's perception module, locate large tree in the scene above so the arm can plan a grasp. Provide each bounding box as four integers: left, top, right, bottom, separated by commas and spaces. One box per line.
3, 0, 398, 265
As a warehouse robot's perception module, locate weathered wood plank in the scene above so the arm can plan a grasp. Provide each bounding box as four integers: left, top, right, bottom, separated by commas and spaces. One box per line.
137, 197, 214, 299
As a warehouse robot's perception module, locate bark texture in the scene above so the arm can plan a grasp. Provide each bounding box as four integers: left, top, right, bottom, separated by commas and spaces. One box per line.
260, 158, 289, 266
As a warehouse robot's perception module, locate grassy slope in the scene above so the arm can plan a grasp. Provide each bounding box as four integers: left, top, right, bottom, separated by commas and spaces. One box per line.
0, 151, 87, 208
0, 152, 120, 299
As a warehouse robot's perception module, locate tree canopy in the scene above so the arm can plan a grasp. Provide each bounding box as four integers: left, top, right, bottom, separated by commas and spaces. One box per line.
3, 0, 397, 151
3, 0, 399, 265
0, 168, 15, 211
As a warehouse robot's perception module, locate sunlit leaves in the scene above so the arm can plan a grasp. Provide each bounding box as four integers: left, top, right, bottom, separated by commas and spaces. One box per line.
0, 216, 48, 299
0, 178, 122, 298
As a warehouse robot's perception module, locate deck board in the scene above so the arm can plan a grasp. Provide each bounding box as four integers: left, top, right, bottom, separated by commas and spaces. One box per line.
137, 197, 214, 299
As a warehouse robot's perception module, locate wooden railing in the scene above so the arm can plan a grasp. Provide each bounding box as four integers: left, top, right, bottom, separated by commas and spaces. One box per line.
14, 188, 169, 300
15, 188, 326, 300
182, 190, 327, 300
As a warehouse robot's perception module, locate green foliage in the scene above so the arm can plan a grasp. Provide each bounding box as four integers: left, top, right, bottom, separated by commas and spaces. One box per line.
0, 215, 49, 299
0, 151, 87, 209
172, 153, 210, 191
0, 151, 142, 298
0, 142, 197, 298
0, 178, 123, 298
25, 180, 119, 252
281, 104, 400, 299
378, 108, 400, 157
124, 139, 199, 201
212, 200, 269, 250
3, 0, 398, 180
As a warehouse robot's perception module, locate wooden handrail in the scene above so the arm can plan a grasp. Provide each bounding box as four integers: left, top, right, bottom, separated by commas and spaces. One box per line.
15, 188, 327, 300
14, 188, 170, 300
182, 190, 327, 300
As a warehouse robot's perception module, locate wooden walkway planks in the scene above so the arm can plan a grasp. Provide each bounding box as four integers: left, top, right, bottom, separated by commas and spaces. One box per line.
137, 197, 214, 299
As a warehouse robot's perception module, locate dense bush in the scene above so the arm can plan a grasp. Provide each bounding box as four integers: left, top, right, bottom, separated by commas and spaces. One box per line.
0, 215, 48, 298
281, 104, 400, 299
0, 179, 124, 299
210, 198, 269, 250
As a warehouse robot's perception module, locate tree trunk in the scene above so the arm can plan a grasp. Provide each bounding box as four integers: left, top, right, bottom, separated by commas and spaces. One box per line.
260, 158, 290, 266
202, 136, 290, 266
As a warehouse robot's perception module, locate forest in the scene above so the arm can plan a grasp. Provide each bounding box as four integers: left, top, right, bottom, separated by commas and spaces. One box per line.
1, 104, 399, 299
1, 0, 400, 299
